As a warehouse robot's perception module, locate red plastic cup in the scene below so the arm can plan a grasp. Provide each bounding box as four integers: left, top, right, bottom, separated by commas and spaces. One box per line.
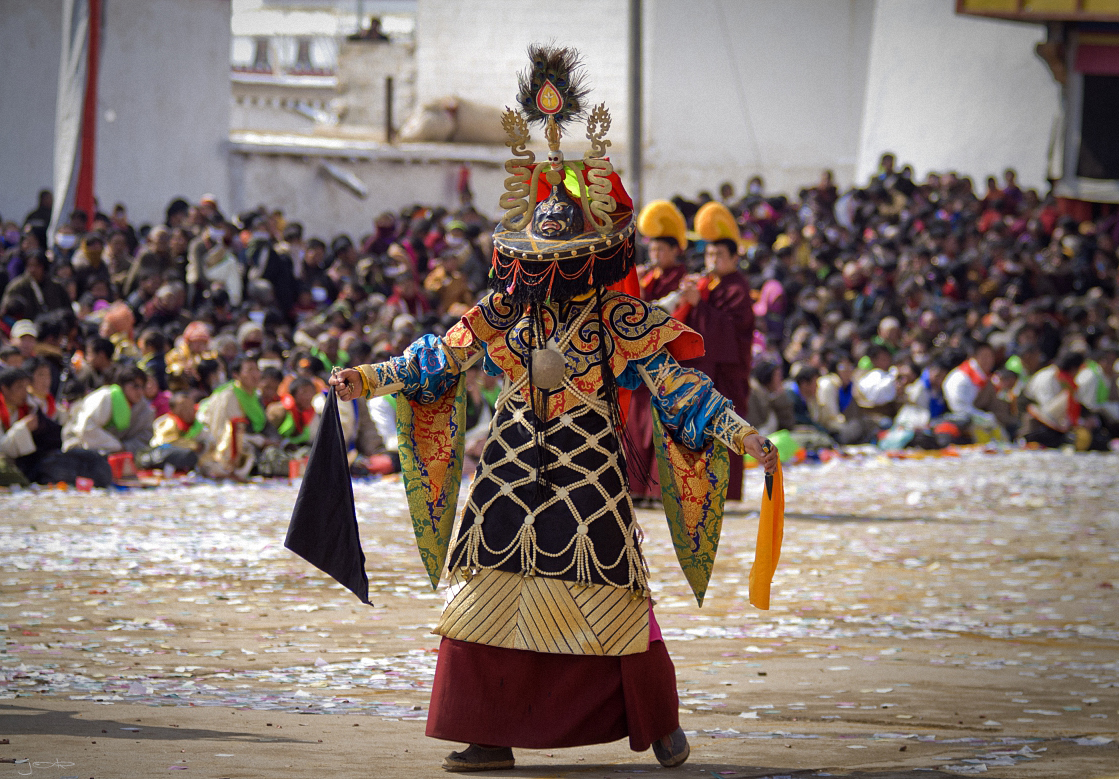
107, 452, 135, 481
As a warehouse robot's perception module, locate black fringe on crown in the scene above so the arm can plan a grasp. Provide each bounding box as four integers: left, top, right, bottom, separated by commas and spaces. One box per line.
489, 234, 635, 305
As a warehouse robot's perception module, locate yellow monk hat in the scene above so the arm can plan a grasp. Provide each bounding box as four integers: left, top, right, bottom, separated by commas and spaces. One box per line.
637, 199, 687, 249
694, 201, 741, 246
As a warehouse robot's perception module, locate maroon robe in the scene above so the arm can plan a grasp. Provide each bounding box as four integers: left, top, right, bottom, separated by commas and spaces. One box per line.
625, 263, 689, 498
639, 264, 687, 303
680, 270, 755, 500
427, 637, 679, 751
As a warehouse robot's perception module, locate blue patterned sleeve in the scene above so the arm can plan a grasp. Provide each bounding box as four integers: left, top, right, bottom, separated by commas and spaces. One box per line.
358, 334, 479, 404
619, 352, 735, 450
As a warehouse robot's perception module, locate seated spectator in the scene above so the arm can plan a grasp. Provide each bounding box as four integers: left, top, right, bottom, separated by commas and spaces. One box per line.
22, 356, 63, 425
63, 336, 116, 402
212, 331, 240, 365
51, 216, 82, 265
0, 345, 22, 370
125, 267, 164, 319
4, 224, 43, 282
136, 328, 169, 390
76, 279, 113, 318
104, 227, 134, 282
144, 368, 172, 417
901, 352, 952, 427
1, 251, 69, 321
786, 363, 825, 430
1, 366, 112, 487
254, 373, 321, 477
138, 391, 213, 473
308, 332, 346, 374
882, 353, 956, 450
854, 344, 899, 409
1077, 344, 1119, 440
816, 351, 857, 437
141, 281, 190, 332
166, 321, 214, 389
1020, 351, 1087, 449
189, 216, 242, 306
268, 376, 320, 448
423, 249, 476, 318
122, 225, 173, 297
943, 341, 1006, 441
783, 363, 835, 450
196, 287, 236, 332
0, 367, 36, 485
72, 232, 112, 300
193, 358, 225, 399
384, 268, 431, 318
848, 343, 901, 442
747, 361, 794, 435
236, 320, 265, 354
987, 364, 1023, 439
258, 365, 284, 409
299, 237, 337, 307
62, 365, 154, 455
31, 311, 69, 397
10, 319, 39, 360
98, 301, 139, 356
1005, 343, 1045, 391
197, 353, 276, 479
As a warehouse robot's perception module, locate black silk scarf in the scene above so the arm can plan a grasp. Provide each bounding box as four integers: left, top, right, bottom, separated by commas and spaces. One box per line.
285, 390, 370, 604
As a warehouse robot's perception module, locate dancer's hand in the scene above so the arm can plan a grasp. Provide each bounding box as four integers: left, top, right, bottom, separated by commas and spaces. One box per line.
330, 368, 362, 401
743, 433, 778, 474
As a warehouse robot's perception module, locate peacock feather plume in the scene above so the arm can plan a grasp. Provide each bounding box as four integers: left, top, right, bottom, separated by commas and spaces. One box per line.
516, 44, 591, 129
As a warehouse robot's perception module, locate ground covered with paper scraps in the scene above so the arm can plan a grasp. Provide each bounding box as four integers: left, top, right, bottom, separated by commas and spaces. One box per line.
2, 449, 1117, 778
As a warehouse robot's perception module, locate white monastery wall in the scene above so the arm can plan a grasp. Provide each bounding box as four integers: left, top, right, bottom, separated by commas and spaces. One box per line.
0, 0, 231, 230
856, 0, 1060, 190
0, 0, 64, 224
95, 0, 232, 224
642, 0, 876, 201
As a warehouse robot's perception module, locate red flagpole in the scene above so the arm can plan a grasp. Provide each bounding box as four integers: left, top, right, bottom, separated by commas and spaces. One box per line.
74, 0, 101, 229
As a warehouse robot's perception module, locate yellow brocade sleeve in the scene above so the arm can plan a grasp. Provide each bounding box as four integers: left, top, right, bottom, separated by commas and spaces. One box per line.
710, 405, 760, 454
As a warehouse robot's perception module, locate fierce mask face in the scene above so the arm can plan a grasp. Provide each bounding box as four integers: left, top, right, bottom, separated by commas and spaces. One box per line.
531, 184, 583, 241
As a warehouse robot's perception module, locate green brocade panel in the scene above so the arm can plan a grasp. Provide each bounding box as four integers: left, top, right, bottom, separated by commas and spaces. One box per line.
651, 407, 729, 606
395, 377, 468, 589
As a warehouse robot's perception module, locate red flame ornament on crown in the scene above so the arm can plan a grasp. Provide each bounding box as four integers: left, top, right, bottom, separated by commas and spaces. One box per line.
536, 80, 563, 115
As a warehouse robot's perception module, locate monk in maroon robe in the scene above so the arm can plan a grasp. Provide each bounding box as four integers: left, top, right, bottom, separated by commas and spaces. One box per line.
625, 236, 688, 501
675, 238, 755, 500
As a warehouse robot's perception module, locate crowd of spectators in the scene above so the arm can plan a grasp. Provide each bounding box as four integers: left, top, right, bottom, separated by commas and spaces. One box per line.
703, 156, 1118, 456
1, 152, 1117, 487
0, 189, 496, 487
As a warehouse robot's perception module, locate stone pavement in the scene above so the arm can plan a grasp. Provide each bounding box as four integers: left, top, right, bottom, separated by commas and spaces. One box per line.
2, 450, 1117, 778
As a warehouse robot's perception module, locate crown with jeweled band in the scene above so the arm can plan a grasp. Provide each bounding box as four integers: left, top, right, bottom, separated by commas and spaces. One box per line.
491, 44, 636, 304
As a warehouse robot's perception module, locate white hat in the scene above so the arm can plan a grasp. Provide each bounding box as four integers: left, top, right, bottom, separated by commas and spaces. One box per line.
237, 320, 264, 345
10, 320, 38, 340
